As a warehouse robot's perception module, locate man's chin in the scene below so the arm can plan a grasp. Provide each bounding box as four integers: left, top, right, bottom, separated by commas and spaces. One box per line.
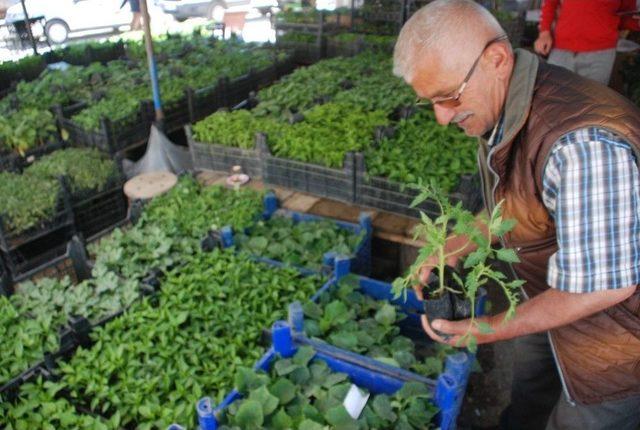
457, 123, 481, 137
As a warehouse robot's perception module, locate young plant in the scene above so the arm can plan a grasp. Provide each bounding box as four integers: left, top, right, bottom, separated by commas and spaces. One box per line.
220, 346, 438, 429
392, 184, 523, 352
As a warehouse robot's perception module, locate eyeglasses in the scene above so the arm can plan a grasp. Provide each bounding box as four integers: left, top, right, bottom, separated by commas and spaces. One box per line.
415, 34, 509, 109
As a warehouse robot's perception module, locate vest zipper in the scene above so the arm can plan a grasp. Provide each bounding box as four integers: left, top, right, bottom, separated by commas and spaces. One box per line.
547, 332, 576, 406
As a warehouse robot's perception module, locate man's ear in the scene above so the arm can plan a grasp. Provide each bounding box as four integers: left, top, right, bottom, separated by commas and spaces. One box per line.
485, 43, 513, 81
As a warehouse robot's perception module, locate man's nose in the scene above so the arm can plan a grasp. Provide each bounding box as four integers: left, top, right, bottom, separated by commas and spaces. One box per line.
433, 104, 456, 125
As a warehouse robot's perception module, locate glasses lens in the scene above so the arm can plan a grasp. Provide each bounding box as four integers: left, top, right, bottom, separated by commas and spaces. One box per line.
437, 98, 461, 109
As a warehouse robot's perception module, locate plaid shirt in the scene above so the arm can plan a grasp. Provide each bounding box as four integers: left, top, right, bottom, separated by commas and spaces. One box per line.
490, 125, 640, 293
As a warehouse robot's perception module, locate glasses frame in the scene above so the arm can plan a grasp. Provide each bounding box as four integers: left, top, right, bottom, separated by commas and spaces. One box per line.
415, 34, 509, 109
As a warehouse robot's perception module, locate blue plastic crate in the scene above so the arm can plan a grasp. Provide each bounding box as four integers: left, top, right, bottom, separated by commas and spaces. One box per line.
191, 320, 468, 430
218, 192, 372, 277
290, 257, 486, 428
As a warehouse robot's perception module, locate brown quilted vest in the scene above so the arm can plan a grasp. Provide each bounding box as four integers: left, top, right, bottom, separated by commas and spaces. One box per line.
477, 49, 640, 404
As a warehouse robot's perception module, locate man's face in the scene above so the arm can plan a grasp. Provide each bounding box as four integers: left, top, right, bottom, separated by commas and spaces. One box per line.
409, 55, 497, 137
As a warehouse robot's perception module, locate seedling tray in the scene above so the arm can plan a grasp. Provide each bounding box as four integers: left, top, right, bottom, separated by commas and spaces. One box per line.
198, 320, 465, 430
354, 153, 483, 218
186, 124, 265, 178
219, 192, 372, 276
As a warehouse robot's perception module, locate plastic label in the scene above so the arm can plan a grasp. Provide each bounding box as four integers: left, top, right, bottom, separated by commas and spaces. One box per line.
343, 384, 370, 419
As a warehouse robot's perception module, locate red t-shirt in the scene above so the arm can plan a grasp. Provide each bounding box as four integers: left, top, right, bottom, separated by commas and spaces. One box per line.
539, 0, 640, 52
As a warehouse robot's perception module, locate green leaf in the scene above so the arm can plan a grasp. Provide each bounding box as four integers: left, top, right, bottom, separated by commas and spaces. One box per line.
496, 248, 520, 263
249, 385, 279, 416
247, 236, 269, 252
234, 400, 264, 429
269, 408, 293, 429
371, 394, 396, 422
324, 405, 357, 428
269, 378, 296, 405
299, 419, 325, 430
397, 382, 430, 399
322, 372, 348, 388
374, 303, 396, 326
293, 346, 316, 367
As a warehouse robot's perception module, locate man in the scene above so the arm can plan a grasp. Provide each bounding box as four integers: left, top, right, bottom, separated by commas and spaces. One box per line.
534, 0, 640, 85
393, 0, 640, 428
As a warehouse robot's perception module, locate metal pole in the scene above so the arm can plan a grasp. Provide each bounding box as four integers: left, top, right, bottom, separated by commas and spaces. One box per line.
139, 0, 164, 122
19, 0, 38, 55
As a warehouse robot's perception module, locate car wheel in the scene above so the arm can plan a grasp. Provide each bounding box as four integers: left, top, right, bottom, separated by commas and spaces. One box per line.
45, 19, 70, 44
207, 4, 225, 22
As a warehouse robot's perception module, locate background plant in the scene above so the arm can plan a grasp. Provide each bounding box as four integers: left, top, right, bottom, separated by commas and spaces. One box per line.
58, 250, 322, 428
26, 148, 118, 196
235, 216, 363, 271
0, 172, 60, 235
365, 110, 478, 191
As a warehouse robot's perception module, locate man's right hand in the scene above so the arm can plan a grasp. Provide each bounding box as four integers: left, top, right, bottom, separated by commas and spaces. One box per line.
534, 31, 553, 56
412, 254, 460, 300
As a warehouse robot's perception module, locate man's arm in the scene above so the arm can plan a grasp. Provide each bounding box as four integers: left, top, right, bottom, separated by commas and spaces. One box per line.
424, 285, 637, 346
539, 0, 559, 34
534, 0, 559, 55
424, 128, 640, 346
619, 0, 640, 31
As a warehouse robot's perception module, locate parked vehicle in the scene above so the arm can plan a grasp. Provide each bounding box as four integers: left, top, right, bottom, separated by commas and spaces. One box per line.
5, 0, 132, 44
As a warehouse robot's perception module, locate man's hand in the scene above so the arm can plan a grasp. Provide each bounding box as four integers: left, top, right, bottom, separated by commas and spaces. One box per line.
412, 254, 460, 300
421, 285, 637, 346
421, 314, 494, 347
534, 31, 553, 56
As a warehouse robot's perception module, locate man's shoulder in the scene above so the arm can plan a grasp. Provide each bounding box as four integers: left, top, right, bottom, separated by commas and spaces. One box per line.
549, 127, 631, 154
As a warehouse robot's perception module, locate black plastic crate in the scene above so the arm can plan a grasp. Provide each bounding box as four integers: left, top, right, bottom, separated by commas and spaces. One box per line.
275, 55, 296, 78
1, 226, 77, 282
351, 0, 405, 35
354, 153, 483, 218
186, 125, 264, 177
262, 140, 357, 203
187, 81, 226, 124
276, 42, 323, 65
72, 183, 129, 242
163, 94, 190, 133
0, 140, 66, 173
0, 253, 10, 296
498, 13, 526, 48
325, 37, 363, 58
224, 72, 259, 108
12, 235, 92, 286
57, 101, 154, 154
0, 181, 75, 253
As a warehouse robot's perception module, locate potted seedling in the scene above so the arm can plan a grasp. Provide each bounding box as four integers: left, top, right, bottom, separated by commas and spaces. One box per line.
392, 184, 523, 352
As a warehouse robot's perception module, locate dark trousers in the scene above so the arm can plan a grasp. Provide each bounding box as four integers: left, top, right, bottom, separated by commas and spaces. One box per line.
501, 332, 640, 430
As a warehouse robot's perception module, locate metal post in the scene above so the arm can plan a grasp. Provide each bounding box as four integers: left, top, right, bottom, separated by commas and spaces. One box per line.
139, 0, 164, 122
19, 0, 38, 55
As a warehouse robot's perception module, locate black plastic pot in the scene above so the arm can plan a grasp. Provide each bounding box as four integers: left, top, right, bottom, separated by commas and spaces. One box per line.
422, 265, 473, 338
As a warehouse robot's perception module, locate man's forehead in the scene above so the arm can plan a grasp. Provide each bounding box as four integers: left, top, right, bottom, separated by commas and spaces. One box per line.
409, 57, 461, 98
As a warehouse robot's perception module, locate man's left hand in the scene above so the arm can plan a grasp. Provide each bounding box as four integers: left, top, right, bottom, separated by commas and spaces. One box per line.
421, 315, 493, 347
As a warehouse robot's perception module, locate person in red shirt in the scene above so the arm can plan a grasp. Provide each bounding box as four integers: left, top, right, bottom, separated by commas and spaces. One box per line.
534, 0, 640, 85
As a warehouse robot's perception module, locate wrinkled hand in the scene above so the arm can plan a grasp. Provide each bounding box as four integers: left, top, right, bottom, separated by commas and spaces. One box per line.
534, 31, 553, 56
421, 314, 492, 347
411, 254, 459, 300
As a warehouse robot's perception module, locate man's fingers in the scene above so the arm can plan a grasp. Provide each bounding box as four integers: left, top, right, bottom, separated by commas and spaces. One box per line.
431, 318, 469, 336
419, 266, 431, 285
413, 284, 424, 300
421, 314, 447, 343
